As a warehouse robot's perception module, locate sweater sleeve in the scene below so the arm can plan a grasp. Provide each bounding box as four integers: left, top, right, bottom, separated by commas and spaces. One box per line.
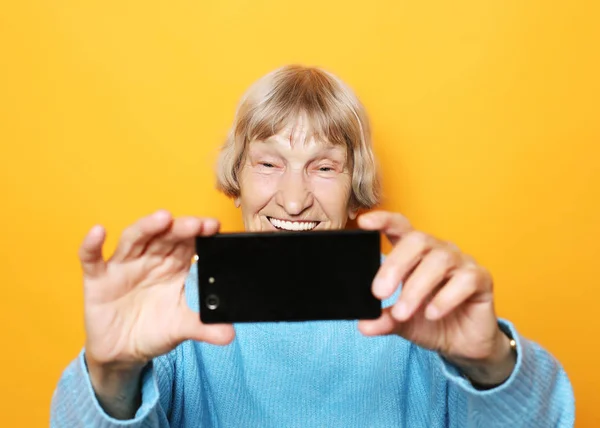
438, 319, 575, 428
50, 350, 174, 428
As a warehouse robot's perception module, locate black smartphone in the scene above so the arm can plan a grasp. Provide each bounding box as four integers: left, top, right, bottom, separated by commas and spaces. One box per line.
195, 229, 381, 324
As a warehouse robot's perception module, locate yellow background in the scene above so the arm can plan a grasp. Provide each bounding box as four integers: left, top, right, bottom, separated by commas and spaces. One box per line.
1, 0, 598, 426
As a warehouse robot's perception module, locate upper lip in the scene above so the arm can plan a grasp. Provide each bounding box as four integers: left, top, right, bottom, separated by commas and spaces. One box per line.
267, 216, 320, 223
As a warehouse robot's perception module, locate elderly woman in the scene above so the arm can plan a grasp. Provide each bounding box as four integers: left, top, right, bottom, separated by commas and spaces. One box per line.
51, 65, 574, 427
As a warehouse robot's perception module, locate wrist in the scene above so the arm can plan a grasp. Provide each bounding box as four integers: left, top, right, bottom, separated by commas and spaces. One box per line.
444, 325, 517, 388
84, 354, 147, 419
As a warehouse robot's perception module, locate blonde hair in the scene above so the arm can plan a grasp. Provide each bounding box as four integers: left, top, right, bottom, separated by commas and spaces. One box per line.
215, 64, 381, 209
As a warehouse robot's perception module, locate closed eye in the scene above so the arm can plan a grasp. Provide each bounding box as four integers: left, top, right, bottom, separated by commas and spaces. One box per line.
260, 162, 275, 168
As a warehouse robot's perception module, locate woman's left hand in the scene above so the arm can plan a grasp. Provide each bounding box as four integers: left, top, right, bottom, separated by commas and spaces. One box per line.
357, 210, 516, 386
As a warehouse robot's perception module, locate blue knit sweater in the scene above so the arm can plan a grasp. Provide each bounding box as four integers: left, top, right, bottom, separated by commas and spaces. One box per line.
51, 263, 575, 427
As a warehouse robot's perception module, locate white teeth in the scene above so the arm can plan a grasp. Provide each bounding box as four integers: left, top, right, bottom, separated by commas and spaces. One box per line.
268, 217, 317, 231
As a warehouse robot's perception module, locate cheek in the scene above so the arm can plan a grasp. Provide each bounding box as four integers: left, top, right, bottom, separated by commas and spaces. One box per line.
312, 177, 352, 215
240, 172, 279, 211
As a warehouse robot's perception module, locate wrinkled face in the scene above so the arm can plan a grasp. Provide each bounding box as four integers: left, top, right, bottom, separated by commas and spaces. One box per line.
236, 116, 356, 232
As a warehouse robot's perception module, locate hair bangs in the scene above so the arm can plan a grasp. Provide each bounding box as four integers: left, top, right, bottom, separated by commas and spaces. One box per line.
240, 74, 353, 150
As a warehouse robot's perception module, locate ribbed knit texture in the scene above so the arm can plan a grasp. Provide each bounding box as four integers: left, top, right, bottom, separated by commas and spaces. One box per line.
51, 263, 575, 427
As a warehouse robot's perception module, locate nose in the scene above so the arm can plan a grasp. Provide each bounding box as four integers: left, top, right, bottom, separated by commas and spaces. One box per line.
276, 169, 314, 216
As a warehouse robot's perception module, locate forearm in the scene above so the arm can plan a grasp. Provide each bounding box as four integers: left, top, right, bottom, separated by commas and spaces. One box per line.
439, 321, 575, 427
51, 351, 170, 428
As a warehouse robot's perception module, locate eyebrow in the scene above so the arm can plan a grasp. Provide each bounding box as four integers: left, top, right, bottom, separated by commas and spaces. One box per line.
247, 141, 348, 170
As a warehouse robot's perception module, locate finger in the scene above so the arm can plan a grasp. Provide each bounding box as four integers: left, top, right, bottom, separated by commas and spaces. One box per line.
371, 231, 435, 299
425, 268, 491, 320
111, 210, 173, 261
357, 308, 398, 337
357, 211, 413, 245
171, 240, 197, 268
145, 217, 220, 256
79, 225, 107, 278
358, 305, 426, 338
178, 308, 235, 345
392, 248, 459, 321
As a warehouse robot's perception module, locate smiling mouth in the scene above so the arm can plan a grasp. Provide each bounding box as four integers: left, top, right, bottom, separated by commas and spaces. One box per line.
267, 217, 320, 231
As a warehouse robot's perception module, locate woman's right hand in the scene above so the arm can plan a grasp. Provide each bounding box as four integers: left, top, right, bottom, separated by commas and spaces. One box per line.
80, 210, 235, 373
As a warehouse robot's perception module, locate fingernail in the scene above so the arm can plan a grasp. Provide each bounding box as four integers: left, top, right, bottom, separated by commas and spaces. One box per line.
393, 302, 409, 320
90, 225, 103, 235
372, 278, 384, 296
204, 218, 219, 231
154, 210, 170, 220
361, 216, 376, 227
426, 304, 439, 320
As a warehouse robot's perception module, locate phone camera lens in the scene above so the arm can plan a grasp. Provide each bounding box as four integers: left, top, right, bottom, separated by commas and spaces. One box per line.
206, 294, 219, 310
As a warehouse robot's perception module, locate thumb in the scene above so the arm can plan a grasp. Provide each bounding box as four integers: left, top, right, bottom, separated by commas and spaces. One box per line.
357, 211, 413, 246
178, 308, 236, 346
357, 307, 411, 338
79, 225, 107, 278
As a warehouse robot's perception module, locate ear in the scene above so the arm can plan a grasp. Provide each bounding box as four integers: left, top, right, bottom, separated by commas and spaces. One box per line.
234, 197, 241, 208
348, 207, 358, 220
